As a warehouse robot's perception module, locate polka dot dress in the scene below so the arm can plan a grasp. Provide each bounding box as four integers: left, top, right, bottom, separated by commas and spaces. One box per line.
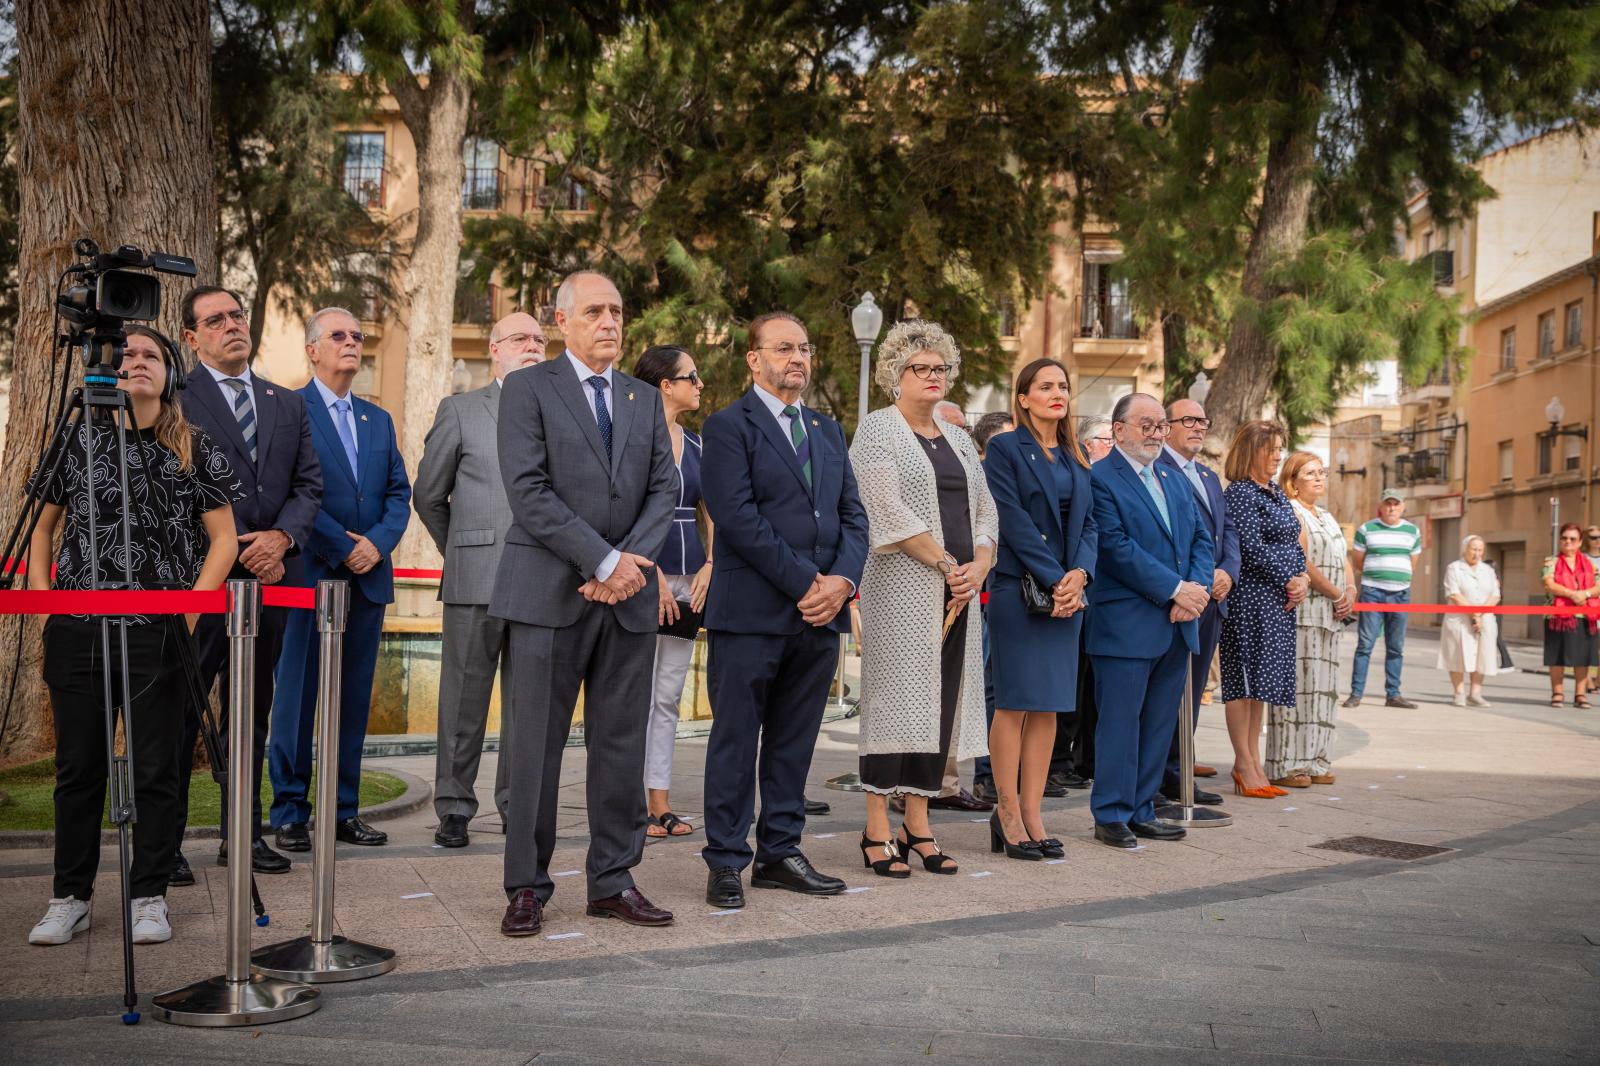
1219, 479, 1306, 706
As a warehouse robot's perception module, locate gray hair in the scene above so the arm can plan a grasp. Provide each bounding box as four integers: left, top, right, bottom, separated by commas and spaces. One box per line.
554, 270, 615, 316
1077, 416, 1112, 444
873, 319, 961, 395
1460, 534, 1485, 554
1111, 391, 1161, 424
934, 400, 964, 422
305, 306, 357, 346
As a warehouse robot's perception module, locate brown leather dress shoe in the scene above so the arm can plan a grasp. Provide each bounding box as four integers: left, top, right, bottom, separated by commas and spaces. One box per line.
586, 886, 674, 927
929, 788, 995, 812
1193, 763, 1218, 778
501, 888, 543, 937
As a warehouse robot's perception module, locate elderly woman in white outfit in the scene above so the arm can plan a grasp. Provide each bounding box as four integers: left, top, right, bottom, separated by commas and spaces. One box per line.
1438, 534, 1502, 706
849, 320, 998, 878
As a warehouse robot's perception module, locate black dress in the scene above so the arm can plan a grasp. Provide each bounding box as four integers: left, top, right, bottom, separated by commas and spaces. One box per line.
859, 433, 973, 796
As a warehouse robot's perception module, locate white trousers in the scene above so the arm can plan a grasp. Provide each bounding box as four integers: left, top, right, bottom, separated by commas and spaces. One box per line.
644, 573, 696, 791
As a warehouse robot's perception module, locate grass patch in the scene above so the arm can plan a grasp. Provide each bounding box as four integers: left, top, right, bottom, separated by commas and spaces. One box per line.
0, 758, 408, 834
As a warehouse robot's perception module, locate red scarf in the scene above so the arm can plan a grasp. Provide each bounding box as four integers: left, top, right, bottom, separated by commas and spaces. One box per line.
1550, 553, 1598, 634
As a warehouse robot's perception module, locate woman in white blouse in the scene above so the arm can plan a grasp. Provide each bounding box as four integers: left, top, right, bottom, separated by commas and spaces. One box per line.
849, 320, 998, 878
1438, 535, 1502, 706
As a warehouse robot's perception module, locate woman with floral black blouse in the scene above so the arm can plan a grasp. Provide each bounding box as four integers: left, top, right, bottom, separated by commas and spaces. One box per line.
25, 326, 242, 948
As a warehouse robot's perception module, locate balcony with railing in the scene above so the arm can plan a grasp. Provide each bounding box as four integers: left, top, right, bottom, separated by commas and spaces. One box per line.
1075, 294, 1139, 340
1393, 445, 1453, 489
454, 278, 495, 327
1398, 359, 1456, 405
1425, 249, 1455, 288
462, 167, 503, 211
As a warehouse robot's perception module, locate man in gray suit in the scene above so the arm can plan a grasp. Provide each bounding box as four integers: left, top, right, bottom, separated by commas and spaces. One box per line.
490, 271, 679, 938
414, 311, 547, 848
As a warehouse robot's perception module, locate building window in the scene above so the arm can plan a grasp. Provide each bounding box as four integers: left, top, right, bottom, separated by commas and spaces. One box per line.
999, 298, 1018, 339
1565, 432, 1583, 473
559, 174, 589, 212
454, 260, 495, 326
1497, 440, 1513, 483
462, 137, 501, 211
1499, 327, 1516, 371
1565, 301, 1583, 350
337, 132, 386, 209
1537, 311, 1556, 359
1079, 259, 1137, 339
1538, 432, 1554, 476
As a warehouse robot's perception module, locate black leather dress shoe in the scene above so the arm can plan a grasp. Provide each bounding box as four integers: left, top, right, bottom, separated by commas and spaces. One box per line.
803, 797, 831, 816
335, 817, 388, 846
217, 839, 293, 874
971, 778, 998, 803
587, 886, 674, 926
1094, 822, 1138, 849
751, 853, 846, 895
435, 814, 470, 848
1044, 770, 1090, 797
929, 788, 995, 812
501, 888, 542, 937
275, 822, 311, 852
706, 867, 746, 908
1130, 819, 1186, 841
1160, 785, 1224, 806
1385, 696, 1419, 709
169, 851, 195, 887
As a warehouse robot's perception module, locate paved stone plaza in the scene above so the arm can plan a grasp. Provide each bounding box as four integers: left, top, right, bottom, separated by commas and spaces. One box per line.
1, 628, 1597, 1064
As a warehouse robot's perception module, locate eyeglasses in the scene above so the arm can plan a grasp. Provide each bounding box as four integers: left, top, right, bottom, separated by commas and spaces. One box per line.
199, 309, 248, 331
1087, 435, 1113, 446
497, 332, 545, 348
756, 343, 817, 358
904, 363, 953, 380
666, 370, 703, 385
325, 329, 365, 344
1174, 415, 1211, 430
1561, 534, 1582, 542
1118, 419, 1171, 437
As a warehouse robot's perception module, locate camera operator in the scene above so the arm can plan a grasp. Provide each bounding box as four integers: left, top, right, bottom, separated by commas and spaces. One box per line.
26, 326, 244, 948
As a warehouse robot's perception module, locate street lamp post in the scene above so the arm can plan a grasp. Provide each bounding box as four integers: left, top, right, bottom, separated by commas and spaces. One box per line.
1542, 396, 1590, 552
851, 292, 883, 433
1334, 447, 1368, 478
1188, 371, 1212, 405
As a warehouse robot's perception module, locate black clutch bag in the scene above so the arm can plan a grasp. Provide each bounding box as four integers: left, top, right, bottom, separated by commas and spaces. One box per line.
658, 600, 703, 639
1019, 572, 1053, 615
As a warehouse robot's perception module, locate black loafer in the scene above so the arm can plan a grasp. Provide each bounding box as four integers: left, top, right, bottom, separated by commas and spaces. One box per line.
1130, 819, 1186, 841
435, 814, 470, 848
803, 797, 831, 816
275, 822, 311, 852
705, 867, 746, 909
1094, 822, 1138, 849
335, 817, 389, 846
169, 851, 195, 887
751, 853, 845, 895
1160, 786, 1224, 806
217, 839, 292, 874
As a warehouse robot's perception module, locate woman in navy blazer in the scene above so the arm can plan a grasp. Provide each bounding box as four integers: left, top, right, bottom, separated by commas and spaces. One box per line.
983, 358, 1097, 859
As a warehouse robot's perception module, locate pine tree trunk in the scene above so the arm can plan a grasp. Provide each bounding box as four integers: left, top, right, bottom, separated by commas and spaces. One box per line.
390, 70, 471, 577
0, 0, 215, 760
1205, 121, 1318, 456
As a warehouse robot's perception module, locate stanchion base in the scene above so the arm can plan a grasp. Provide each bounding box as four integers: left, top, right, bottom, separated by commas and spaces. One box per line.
823, 772, 864, 793
251, 935, 397, 983
152, 973, 321, 1027
1155, 804, 1233, 829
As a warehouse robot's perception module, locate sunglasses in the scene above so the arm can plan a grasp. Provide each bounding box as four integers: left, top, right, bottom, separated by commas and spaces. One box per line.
325, 329, 365, 344
666, 370, 702, 385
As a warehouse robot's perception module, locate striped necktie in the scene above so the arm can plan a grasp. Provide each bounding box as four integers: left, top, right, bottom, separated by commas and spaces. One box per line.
221, 377, 256, 464
782, 404, 811, 489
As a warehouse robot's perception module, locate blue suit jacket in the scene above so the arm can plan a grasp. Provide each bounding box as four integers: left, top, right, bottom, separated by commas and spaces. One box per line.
287, 383, 412, 605
1086, 449, 1214, 658
1156, 447, 1240, 618
983, 428, 1096, 586
701, 387, 868, 635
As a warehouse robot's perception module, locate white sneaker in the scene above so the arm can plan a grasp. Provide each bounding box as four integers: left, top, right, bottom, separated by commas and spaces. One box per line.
131, 896, 171, 944
28, 896, 91, 946
1452, 692, 1466, 707
1466, 694, 1492, 708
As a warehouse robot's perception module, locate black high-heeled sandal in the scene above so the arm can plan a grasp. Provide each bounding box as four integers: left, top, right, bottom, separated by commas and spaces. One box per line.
989, 812, 1043, 861
860, 833, 910, 878
897, 828, 958, 874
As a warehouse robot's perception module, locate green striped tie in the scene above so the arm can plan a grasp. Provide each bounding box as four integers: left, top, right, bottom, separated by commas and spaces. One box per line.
783, 405, 811, 488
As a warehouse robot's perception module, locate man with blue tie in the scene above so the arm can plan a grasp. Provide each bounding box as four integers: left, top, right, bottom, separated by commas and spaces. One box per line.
1086, 393, 1214, 848
1156, 398, 1240, 806
700, 312, 869, 909
269, 308, 412, 849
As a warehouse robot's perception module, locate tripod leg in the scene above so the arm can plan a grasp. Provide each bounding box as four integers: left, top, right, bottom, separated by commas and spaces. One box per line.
101, 619, 140, 1023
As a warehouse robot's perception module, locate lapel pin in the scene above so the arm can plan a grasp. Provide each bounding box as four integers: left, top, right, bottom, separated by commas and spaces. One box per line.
627, 391, 634, 401
360, 414, 368, 422
811, 418, 818, 426
1030, 453, 1036, 460
265, 388, 274, 396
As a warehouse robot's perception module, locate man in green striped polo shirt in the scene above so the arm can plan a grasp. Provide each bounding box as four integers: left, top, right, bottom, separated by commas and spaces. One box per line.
1344, 489, 1423, 709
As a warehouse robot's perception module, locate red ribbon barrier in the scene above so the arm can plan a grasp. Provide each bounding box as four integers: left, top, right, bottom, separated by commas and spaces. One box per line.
0, 584, 318, 615
394, 567, 443, 580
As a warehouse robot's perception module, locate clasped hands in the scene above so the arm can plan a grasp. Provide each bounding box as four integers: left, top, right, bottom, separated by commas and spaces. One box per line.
581, 552, 655, 605
798, 573, 854, 626
1168, 580, 1210, 623
240, 528, 291, 584
945, 557, 992, 620
1284, 572, 1310, 610
1051, 568, 1086, 619
342, 531, 381, 575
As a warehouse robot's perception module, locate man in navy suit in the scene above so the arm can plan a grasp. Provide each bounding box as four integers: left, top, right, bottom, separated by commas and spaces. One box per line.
700, 312, 869, 909
1156, 397, 1240, 806
173, 286, 323, 881
1086, 393, 1214, 848
269, 308, 411, 848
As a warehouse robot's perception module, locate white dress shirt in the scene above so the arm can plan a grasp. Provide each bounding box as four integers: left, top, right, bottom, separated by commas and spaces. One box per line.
750, 380, 801, 445
1115, 445, 1186, 603
1162, 443, 1212, 513
206, 361, 298, 547
563, 349, 621, 582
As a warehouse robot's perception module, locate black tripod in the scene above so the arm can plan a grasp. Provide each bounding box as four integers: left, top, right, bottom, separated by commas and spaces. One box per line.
0, 372, 266, 1024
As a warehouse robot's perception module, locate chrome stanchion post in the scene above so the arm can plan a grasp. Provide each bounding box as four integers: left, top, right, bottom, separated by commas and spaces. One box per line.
252, 580, 396, 982
1156, 653, 1232, 829
155, 580, 322, 1026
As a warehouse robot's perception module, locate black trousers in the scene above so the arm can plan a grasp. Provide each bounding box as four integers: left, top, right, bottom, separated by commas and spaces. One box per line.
702, 627, 839, 871
44, 616, 185, 900
175, 601, 287, 848
1069, 649, 1098, 779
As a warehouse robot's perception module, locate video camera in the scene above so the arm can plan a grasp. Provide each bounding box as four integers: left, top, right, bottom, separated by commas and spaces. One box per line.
57, 237, 197, 374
